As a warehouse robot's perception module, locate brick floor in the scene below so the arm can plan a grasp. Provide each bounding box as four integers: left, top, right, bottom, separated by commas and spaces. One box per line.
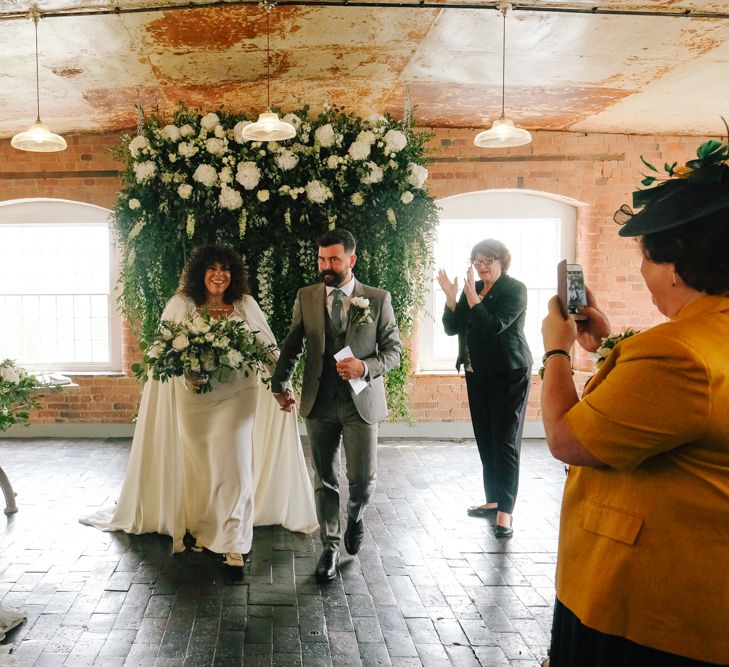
0, 437, 564, 666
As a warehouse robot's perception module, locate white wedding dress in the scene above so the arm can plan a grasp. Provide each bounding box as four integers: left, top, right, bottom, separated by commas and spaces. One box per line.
80, 294, 317, 554
0, 604, 25, 664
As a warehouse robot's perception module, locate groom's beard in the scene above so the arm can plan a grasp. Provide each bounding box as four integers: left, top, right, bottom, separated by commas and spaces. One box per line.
320, 269, 350, 287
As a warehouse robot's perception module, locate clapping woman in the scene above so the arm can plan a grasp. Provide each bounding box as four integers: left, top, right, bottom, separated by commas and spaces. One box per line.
541, 138, 729, 666
82, 245, 317, 568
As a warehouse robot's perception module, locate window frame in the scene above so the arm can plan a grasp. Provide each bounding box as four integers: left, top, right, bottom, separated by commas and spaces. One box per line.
0, 198, 122, 373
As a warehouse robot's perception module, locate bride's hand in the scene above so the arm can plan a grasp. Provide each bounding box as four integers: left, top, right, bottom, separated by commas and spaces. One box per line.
274, 389, 296, 412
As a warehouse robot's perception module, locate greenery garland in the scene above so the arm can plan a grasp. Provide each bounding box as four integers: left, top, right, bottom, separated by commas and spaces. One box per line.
113, 103, 439, 418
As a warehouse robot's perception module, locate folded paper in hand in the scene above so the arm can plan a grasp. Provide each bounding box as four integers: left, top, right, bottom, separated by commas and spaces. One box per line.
334, 346, 367, 396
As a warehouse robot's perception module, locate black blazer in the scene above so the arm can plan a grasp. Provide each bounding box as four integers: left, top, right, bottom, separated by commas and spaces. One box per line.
442, 273, 533, 374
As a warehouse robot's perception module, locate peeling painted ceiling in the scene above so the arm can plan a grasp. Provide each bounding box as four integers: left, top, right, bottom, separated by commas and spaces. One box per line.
2, 0, 729, 139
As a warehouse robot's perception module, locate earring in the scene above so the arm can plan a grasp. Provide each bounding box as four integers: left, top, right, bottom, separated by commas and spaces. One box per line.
671, 271, 677, 287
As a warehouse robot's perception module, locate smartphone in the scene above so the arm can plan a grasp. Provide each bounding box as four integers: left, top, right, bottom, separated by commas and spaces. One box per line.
557, 260, 588, 320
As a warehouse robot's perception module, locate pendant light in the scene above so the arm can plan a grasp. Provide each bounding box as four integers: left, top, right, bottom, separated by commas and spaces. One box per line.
474, 2, 531, 149
240, 1, 296, 142
11, 8, 67, 153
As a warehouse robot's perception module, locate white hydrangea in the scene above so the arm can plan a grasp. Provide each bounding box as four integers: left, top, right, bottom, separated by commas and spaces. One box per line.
133, 161, 157, 183
128, 135, 148, 158
326, 155, 341, 169
200, 112, 220, 132
406, 163, 428, 189
351, 192, 364, 206
257, 190, 270, 202
178, 142, 199, 158
315, 124, 335, 148
177, 183, 193, 199
233, 121, 252, 144
219, 185, 243, 210
305, 180, 332, 204
128, 198, 141, 210
282, 113, 302, 129
362, 161, 383, 185
179, 124, 194, 137
275, 148, 299, 171
235, 161, 261, 190
192, 164, 217, 187
384, 129, 407, 153
214, 124, 226, 138
218, 166, 233, 184
205, 137, 226, 156
160, 125, 181, 142
348, 140, 371, 161
356, 130, 376, 145
400, 191, 414, 204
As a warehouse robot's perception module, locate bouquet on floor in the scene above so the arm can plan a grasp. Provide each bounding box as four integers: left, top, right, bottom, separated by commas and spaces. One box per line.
132, 313, 277, 394
0, 359, 44, 431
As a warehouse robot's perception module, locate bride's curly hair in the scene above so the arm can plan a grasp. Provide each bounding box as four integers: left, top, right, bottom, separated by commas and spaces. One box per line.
180, 245, 249, 305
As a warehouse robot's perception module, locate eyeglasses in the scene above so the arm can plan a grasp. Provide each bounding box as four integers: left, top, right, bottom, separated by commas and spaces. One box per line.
472, 257, 497, 267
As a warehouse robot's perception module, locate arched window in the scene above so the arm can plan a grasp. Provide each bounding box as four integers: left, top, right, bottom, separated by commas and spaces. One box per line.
419, 189, 582, 372
0, 198, 121, 372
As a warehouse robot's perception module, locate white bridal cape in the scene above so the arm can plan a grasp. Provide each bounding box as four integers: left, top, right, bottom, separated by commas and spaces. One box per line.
80, 294, 317, 554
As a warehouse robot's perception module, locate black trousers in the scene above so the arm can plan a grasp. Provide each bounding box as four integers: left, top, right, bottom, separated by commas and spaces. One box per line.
549, 599, 728, 667
465, 368, 530, 514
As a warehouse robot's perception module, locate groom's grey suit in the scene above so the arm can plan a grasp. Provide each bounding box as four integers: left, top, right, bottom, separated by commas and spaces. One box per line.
271, 278, 402, 550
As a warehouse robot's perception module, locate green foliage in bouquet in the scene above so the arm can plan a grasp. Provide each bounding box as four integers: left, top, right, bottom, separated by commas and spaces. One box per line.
0, 359, 42, 431
131, 314, 277, 394
113, 103, 440, 417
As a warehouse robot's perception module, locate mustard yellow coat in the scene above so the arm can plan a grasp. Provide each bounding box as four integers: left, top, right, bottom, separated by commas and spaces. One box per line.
562, 295, 729, 664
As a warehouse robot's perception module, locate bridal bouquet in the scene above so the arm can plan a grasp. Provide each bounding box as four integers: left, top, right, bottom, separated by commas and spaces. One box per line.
132, 314, 276, 394
1, 359, 43, 431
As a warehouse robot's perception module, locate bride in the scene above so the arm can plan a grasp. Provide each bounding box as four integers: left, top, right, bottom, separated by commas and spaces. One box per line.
81, 245, 318, 566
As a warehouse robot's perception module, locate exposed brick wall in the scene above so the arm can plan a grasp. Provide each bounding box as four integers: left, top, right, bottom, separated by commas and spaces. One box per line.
0, 127, 710, 426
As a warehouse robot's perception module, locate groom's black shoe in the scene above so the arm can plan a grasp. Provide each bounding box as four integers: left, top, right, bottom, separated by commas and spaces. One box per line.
315, 549, 340, 583
344, 518, 365, 555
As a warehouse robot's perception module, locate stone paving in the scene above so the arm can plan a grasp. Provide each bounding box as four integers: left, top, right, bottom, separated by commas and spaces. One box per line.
0, 437, 565, 666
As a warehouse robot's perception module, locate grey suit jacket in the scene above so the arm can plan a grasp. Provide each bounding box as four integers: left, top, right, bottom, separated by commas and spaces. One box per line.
271, 279, 402, 424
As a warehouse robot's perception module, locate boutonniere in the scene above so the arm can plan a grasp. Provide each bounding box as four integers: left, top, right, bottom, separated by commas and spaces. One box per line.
350, 297, 373, 326
595, 328, 641, 368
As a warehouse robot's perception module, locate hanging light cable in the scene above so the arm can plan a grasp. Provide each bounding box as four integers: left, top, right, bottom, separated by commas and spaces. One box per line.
11, 7, 67, 152
474, 2, 531, 149
240, 1, 296, 142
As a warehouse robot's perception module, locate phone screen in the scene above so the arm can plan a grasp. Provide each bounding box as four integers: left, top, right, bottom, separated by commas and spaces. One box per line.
558, 260, 587, 319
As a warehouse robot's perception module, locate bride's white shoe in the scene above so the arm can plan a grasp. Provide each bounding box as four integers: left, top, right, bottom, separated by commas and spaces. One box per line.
224, 552, 245, 567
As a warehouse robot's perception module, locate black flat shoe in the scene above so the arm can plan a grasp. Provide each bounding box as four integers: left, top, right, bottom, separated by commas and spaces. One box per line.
467, 505, 498, 518
494, 517, 514, 539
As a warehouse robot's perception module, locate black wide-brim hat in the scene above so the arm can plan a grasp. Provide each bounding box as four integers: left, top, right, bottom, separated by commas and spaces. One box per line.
617, 164, 729, 237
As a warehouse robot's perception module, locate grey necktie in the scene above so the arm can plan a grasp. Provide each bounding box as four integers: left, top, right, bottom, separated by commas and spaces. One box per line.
331, 289, 344, 332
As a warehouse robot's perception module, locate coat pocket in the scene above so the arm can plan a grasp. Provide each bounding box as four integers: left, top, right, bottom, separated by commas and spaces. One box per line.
579, 500, 644, 546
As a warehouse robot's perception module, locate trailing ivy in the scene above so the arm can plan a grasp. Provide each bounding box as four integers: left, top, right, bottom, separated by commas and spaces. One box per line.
113, 104, 439, 419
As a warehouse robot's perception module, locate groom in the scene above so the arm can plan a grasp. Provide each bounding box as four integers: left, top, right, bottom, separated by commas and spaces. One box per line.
271, 228, 402, 582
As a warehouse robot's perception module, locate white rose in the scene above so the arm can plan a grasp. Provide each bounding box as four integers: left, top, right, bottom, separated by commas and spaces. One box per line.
146, 343, 165, 359
128, 198, 141, 210
384, 129, 407, 153
400, 191, 414, 204
201, 112, 220, 132
205, 137, 226, 156
227, 349, 243, 368
0, 366, 21, 384
172, 334, 189, 351
133, 161, 156, 183
275, 148, 299, 171
326, 155, 340, 169
160, 125, 181, 142
214, 124, 226, 138
305, 180, 332, 204
178, 142, 199, 158
235, 161, 261, 190
348, 140, 371, 161
257, 190, 270, 202
128, 135, 148, 158
351, 192, 364, 206
188, 317, 211, 335
315, 124, 335, 148
356, 130, 376, 145
192, 164, 218, 187
179, 124, 194, 137
219, 166, 233, 184
362, 161, 383, 185
351, 297, 370, 309
219, 185, 243, 210
160, 326, 174, 340
177, 184, 193, 199
407, 163, 428, 189
233, 121, 253, 144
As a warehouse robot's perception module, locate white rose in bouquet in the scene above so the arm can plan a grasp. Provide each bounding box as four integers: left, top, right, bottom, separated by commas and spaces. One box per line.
257, 190, 270, 202
201, 112, 220, 132
205, 137, 226, 156
351, 192, 364, 206
406, 163, 428, 189
177, 184, 193, 200
227, 349, 244, 368
128, 198, 141, 210
172, 334, 189, 351
179, 124, 194, 137
178, 142, 199, 159
400, 191, 414, 204
160, 125, 181, 142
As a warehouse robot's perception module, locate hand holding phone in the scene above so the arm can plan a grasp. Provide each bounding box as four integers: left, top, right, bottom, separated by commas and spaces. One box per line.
557, 260, 588, 320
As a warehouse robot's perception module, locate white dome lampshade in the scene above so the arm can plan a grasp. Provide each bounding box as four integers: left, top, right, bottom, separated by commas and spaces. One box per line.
240, 110, 296, 142
11, 120, 67, 152
474, 117, 531, 148
11, 9, 67, 153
